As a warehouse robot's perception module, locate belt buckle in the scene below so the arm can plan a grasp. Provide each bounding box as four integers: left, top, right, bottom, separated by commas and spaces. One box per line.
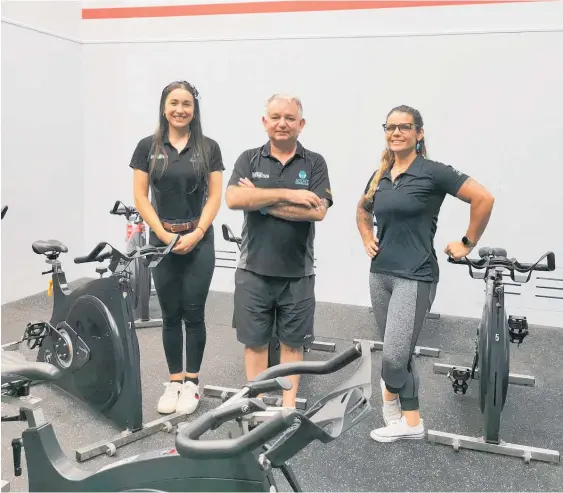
169, 224, 181, 233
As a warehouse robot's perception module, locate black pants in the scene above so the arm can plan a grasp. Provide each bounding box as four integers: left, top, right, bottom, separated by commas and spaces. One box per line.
232, 268, 315, 349
150, 227, 215, 375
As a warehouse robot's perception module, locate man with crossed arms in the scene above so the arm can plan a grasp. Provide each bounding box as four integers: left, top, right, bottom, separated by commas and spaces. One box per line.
225, 93, 333, 407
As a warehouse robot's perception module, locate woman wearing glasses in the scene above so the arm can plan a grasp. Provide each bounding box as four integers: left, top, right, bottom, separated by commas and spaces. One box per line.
130, 80, 224, 415
356, 105, 494, 442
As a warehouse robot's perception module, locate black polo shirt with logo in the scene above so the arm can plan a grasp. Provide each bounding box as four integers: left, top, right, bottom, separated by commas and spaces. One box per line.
362, 155, 469, 283
227, 141, 333, 278
129, 133, 224, 221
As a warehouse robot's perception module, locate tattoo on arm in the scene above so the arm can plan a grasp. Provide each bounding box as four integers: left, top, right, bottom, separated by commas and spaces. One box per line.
356, 203, 373, 226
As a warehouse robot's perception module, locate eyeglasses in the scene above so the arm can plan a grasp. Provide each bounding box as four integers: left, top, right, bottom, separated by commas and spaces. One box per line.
382, 123, 419, 133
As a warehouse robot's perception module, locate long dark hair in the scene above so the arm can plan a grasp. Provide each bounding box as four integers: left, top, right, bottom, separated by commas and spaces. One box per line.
149, 80, 210, 190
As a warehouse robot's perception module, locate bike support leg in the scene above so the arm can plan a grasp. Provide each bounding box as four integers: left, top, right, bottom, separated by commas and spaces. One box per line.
353, 339, 440, 358
427, 430, 560, 464
433, 363, 536, 386
74, 411, 190, 462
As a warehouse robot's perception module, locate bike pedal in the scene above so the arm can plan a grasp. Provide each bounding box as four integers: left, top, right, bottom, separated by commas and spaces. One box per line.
508, 315, 528, 345
447, 368, 470, 395
23, 321, 52, 349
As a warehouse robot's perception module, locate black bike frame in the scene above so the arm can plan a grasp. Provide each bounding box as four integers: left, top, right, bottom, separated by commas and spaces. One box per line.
36, 250, 144, 432
479, 267, 510, 443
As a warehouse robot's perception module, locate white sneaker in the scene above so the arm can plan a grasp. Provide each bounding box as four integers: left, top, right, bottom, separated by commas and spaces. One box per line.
157, 381, 183, 414
370, 416, 425, 443
176, 381, 200, 415
380, 378, 402, 425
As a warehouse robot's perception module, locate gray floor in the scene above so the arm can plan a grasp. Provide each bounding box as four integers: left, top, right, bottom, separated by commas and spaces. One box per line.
1, 282, 562, 491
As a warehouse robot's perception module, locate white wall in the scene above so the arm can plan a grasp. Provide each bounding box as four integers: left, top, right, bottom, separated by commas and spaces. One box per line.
4, 0, 563, 328
80, 0, 563, 328
1, 1, 87, 303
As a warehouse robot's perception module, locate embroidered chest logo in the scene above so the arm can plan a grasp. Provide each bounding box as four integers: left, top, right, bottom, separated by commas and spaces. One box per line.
252, 171, 270, 179
295, 170, 309, 186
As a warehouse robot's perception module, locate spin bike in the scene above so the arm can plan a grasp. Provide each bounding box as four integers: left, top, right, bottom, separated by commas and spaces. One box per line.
1, 339, 373, 492
110, 200, 163, 329
427, 247, 560, 464
5, 234, 193, 462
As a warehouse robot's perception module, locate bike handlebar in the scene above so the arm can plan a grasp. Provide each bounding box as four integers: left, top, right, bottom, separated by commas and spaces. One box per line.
175, 340, 368, 459
175, 399, 300, 459
448, 249, 556, 283
73, 236, 179, 267
222, 223, 242, 248
109, 200, 139, 220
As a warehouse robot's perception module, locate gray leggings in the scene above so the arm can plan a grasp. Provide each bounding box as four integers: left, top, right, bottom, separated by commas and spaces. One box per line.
369, 272, 437, 411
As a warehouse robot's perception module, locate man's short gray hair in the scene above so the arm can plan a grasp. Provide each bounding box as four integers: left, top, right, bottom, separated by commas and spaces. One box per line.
265, 93, 303, 117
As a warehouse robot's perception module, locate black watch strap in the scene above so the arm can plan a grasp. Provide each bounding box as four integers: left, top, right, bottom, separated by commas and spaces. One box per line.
462, 236, 475, 247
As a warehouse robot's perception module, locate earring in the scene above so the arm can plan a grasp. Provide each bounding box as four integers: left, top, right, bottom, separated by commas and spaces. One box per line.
416, 141, 421, 152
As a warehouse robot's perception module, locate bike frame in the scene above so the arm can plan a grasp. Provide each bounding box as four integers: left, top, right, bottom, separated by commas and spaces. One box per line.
1, 340, 372, 492
110, 200, 162, 329
34, 245, 145, 431
478, 268, 510, 443
427, 248, 560, 464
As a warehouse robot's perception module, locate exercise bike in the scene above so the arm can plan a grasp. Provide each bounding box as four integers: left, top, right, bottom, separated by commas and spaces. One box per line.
427, 247, 560, 464
4, 232, 194, 462
110, 200, 163, 329
1, 339, 373, 491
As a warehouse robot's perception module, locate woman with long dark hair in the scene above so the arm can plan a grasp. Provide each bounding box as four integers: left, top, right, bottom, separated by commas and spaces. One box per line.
130, 80, 224, 415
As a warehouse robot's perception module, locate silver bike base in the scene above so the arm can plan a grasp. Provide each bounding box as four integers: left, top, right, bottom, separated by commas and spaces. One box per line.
306, 340, 336, 353
202, 385, 308, 410
433, 363, 536, 386
353, 339, 440, 358
1, 480, 10, 492
427, 430, 561, 464
75, 411, 190, 462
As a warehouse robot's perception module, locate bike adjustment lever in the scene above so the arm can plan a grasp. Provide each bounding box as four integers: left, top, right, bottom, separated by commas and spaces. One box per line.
12, 438, 23, 476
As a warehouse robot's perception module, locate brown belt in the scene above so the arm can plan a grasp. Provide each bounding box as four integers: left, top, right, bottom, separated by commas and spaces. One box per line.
162, 218, 200, 233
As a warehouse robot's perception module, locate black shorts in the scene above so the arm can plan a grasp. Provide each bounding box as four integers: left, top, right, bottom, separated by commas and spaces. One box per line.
232, 268, 315, 349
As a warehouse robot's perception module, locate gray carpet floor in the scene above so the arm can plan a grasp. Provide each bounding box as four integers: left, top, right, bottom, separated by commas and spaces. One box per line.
1, 281, 562, 491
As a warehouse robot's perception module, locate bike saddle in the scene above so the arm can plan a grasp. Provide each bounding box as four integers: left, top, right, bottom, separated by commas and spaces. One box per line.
1, 350, 62, 385
32, 239, 68, 255
478, 247, 508, 258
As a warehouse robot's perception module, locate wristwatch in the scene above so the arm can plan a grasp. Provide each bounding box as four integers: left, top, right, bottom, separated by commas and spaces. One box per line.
462, 236, 475, 247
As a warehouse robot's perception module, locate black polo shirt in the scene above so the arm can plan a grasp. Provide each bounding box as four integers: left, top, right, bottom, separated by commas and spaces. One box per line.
362, 155, 469, 282
227, 141, 333, 278
129, 134, 224, 221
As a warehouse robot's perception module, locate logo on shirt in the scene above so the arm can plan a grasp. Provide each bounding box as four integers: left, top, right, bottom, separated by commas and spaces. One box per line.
149, 153, 166, 160
295, 170, 309, 186
252, 171, 270, 179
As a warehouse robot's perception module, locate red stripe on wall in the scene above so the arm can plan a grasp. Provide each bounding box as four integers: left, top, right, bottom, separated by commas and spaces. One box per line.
82, 0, 549, 20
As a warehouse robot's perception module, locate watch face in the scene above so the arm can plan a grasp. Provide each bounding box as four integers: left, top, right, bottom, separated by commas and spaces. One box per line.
462, 236, 469, 245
